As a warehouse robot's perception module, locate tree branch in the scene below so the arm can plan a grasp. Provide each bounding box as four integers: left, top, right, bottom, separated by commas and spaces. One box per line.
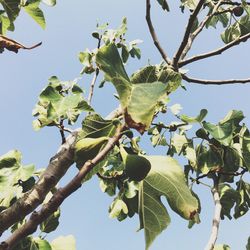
204, 177, 222, 250
87, 68, 99, 106
87, 36, 101, 106
145, 0, 171, 64
0, 107, 123, 236
175, 0, 224, 66
179, 32, 250, 67
172, 0, 206, 68
182, 74, 250, 85
0, 131, 78, 236
0, 124, 125, 250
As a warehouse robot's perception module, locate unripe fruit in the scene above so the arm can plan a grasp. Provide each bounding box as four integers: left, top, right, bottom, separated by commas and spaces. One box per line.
233, 6, 244, 17
74, 136, 108, 167
125, 155, 151, 181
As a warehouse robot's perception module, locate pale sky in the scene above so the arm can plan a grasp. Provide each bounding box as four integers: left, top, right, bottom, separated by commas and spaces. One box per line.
0, 1, 250, 249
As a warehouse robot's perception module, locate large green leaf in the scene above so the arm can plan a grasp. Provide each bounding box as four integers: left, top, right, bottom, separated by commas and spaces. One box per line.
51, 235, 76, 250
96, 44, 168, 133
125, 81, 168, 133
203, 121, 234, 146
32, 238, 52, 250
96, 43, 130, 82
138, 156, 199, 249
24, 0, 46, 29
0, 0, 20, 21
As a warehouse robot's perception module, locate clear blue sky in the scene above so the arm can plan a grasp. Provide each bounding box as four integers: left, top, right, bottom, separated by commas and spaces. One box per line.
0, 1, 250, 249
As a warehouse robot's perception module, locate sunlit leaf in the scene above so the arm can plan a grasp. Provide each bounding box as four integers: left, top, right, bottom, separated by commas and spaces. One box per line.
139, 156, 199, 249
51, 235, 76, 250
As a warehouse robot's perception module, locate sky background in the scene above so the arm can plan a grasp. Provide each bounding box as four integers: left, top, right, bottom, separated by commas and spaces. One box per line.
0, 0, 250, 249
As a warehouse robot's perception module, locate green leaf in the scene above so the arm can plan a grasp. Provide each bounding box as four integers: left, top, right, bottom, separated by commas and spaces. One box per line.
24, 0, 46, 29
246, 237, 250, 250
221, 23, 241, 44
223, 147, 241, 172
219, 110, 244, 126
241, 135, 250, 171
171, 133, 188, 154
51, 235, 76, 250
40, 209, 60, 233
203, 121, 234, 146
234, 180, 250, 218
32, 238, 52, 250
139, 156, 199, 249
96, 43, 130, 82
180, 109, 208, 123
197, 147, 223, 174
109, 198, 128, 219
219, 184, 240, 220
42, 0, 56, 6
156, 0, 169, 11
130, 65, 158, 84
0, 0, 20, 21
214, 245, 231, 250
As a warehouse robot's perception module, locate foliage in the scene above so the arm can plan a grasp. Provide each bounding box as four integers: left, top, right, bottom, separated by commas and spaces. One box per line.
1, 1, 250, 250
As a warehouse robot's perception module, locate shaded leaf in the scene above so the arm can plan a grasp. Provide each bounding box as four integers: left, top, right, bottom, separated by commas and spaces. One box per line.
40, 209, 60, 233
0, 0, 20, 21
156, 0, 169, 11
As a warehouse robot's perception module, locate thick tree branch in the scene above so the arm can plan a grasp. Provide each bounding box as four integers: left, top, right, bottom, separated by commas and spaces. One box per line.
146, 0, 171, 64
0, 131, 78, 236
172, 0, 206, 68
0, 107, 122, 236
179, 32, 250, 67
0, 124, 125, 250
182, 74, 250, 85
204, 177, 222, 250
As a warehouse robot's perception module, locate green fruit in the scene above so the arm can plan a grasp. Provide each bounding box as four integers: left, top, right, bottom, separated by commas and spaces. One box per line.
74, 136, 108, 167
124, 155, 151, 181
196, 128, 209, 140
233, 6, 244, 17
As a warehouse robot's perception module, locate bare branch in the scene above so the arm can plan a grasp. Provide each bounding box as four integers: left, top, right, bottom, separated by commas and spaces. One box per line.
146, 0, 171, 64
179, 32, 250, 67
0, 124, 125, 250
176, 0, 224, 64
204, 177, 222, 250
182, 74, 250, 85
172, 0, 206, 68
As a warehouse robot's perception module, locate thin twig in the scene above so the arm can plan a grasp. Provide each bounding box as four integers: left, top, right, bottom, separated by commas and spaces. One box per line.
220, 1, 250, 6
172, 0, 206, 68
59, 120, 66, 144
87, 68, 100, 105
179, 32, 250, 67
87, 36, 102, 105
0, 124, 125, 250
204, 176, 222, 250
182, 74, 250, 85
146, 0, 171, 64
178, 0, 224, 63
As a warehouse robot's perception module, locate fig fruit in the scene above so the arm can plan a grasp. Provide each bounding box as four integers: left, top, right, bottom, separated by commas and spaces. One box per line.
124, 155, 151, 181
74, 136, 108, 167
233, 6, 244, 17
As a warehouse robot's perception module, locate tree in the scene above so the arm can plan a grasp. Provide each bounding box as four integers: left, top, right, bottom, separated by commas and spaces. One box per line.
0, 0, 250, 249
